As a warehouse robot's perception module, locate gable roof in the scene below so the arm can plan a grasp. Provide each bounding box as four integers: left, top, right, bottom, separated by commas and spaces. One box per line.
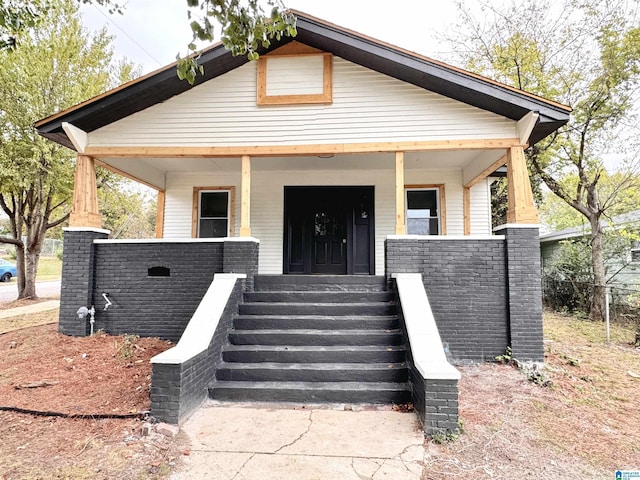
35, 10, 571, 151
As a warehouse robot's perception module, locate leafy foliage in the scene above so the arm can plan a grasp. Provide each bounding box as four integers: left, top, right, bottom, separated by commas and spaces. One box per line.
0, 0, 133, 298
97, 175, 157, 239
540, 172, 640, 231
543, 225, 640, 315
449, 0, 640, 320
177, 0, 297, 84
0, 0, 123, 51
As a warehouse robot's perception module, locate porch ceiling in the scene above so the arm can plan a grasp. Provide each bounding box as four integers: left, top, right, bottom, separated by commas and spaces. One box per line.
99, 150, 505, 190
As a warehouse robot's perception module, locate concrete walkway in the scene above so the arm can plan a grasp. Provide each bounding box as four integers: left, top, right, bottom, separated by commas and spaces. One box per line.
172, 403, 425, 480
0, 299, 60, 320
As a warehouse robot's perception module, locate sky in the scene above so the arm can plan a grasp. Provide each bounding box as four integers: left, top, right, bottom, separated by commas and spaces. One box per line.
79, 0, 463, 75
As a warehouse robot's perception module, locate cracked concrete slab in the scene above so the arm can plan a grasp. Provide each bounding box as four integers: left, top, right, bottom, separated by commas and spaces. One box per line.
171, 404, 424, 480
279, 409, 423, 458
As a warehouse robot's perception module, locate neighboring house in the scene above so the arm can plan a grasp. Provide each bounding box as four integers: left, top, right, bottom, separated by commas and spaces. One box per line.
35, 12, 570, 431
541, 210, 640, 288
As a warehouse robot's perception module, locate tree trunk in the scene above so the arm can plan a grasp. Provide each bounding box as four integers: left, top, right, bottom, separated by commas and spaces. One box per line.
14, 242, 27, 298
22, 247, 40, 299
589, 217, 606, 321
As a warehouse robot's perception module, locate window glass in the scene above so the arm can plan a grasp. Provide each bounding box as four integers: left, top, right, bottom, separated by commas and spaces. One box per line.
199, 191, 229, 238
201, 191, 228, 218
406, 189, 439, 235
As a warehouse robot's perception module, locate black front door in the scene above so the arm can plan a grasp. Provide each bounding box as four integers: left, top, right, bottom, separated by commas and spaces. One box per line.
284, 186, 374, 275
311, 205, 347, 274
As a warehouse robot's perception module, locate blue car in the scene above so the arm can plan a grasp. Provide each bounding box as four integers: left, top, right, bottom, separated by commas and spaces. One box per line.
0, 258, 17, 282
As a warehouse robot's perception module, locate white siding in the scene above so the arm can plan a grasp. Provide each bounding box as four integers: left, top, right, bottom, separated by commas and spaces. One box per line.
163, 172, 241, 239
163, 167, 486, 274
89, 58, 516, 147
403, 169, 465, 235
469, 179, 492, 235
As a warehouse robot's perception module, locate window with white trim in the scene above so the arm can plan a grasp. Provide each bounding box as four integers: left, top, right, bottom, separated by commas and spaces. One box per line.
406, 188, 440, 235
198, 190, 230, 238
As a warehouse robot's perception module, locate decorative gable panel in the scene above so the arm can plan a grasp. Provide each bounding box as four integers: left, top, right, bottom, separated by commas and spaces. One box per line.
257, 45, 332, 105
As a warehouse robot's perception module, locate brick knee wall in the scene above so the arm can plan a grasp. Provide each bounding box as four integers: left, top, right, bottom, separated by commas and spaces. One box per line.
59, 229, 109, 336
223, 240, 259, 291
57, 238, 259, 341
386, 237, 508, 362
394, 286, 459, 435
496, 226, 544, 362
422, 379, 459, 434
93, 242, 225, 341
150, 280, 245, 424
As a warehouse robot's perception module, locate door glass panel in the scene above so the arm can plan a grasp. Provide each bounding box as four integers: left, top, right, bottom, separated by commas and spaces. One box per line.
314, 211, 344, 238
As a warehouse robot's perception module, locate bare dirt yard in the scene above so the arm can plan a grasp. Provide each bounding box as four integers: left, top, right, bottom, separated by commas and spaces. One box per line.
424, 312, 640, 479
0, 307, 638, 479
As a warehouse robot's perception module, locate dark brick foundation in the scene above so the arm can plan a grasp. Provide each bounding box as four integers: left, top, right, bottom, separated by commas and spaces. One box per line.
59, 233, 258, 341
386, 236, 508, 362
386, 229, 543, 363
150, 279, 244, 424
495, 226, 544, 362
59, 229, 109, 336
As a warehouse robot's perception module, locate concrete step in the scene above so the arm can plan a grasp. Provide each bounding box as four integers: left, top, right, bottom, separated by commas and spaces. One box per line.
254, 275, 388, 292
208, 380, 412, 404
216, 362, 409, 383
228, 329, 403, 346
238, 302, 396, 316
244, 291, 394, 303
222, 345, 407, 364
233, 314, 399, 331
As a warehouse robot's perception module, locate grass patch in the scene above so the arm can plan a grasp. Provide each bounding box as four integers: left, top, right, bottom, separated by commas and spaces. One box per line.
36, 257, 62, 281
0, 256, 61, 281
544, 310, 636, 345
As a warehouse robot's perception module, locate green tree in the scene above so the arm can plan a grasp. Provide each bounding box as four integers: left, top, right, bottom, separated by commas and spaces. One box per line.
449, 0, 640, 320
98, 176, 157, 239
1, 1, 296, 84
0, 0, 122, 50
0, 0, 130, 299
178, 0, 296, 84
540, 172, 640, 231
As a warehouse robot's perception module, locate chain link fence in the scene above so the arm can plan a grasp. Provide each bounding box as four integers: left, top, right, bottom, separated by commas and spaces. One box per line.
0, 238, 63, 258
542, 277, 640, 323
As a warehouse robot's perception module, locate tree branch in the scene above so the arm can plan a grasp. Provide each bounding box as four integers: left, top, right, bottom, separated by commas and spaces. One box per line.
46, 212, 70, 230
0, 236, 23, 247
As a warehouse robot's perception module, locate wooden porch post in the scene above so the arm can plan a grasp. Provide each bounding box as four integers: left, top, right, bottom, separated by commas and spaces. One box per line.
240, 155, 252, 237
69, 154, 101, 228
395, 151, 406, 234
155, 190, 165, 238
506, 146, 539, 224
463, 186, 471, 235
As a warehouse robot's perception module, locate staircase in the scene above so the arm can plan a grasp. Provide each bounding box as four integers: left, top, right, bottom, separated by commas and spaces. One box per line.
209, 275, 411, 404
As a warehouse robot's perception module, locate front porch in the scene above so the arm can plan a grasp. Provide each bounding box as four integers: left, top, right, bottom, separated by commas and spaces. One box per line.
65, 134, 541, 277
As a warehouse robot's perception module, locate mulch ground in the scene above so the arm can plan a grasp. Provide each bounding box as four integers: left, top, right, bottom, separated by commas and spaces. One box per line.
0, 322, 182, 480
